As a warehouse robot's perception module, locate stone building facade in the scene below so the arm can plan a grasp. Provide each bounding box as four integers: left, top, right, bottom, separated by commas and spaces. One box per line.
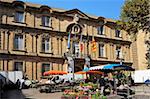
131, 30, 150, 70
0, 0, 132, 80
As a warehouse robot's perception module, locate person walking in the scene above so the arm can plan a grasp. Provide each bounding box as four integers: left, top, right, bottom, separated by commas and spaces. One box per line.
99, 76, 105, 95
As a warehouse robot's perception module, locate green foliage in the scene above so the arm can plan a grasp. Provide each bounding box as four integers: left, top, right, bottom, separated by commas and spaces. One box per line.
119, 0, 150, 35
119, 0, 150, 68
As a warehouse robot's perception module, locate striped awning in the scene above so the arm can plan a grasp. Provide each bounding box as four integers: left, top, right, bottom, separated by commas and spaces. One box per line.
89, 64, 134, 71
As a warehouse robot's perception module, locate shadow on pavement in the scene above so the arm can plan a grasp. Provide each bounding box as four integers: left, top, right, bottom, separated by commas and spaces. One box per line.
0, 89, 33, 99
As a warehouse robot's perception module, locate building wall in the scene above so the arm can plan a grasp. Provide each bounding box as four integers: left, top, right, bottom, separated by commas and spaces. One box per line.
132, 31, 147, 70
0, 0, 133, 80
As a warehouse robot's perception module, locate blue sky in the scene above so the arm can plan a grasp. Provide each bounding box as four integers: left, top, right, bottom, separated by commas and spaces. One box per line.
22, 0, 125, 20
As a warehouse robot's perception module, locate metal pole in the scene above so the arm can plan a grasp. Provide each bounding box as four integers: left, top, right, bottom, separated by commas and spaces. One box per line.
127, 77, 130, 99
73, 58, 75, 82
120, 59, 123, 65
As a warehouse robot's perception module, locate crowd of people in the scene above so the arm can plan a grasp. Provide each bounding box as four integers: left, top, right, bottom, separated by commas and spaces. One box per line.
86, 71, 134, 96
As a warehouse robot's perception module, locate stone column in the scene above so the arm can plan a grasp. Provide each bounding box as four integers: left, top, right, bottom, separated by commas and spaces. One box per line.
1, 31, 4, 50
57, 37, 60, 55
5, 31, 8, 50
33, 35, 36, 53
60, 38, 63, 56
31, 35, 34, 52
35, 35, 38, 53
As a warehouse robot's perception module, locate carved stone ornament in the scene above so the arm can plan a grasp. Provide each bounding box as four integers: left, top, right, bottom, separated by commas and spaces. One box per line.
14, 29, 23, 34
0, 29, 8, 33
71, 24, 80, 34
73, 14, 79, 23
41, 34, 50, 39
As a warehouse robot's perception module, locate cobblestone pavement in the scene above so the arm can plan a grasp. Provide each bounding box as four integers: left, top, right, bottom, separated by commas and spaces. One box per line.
0, 89, 62, 99
1, 85, 150, 99
23, 88, 62, 99
131, 85, 150, 93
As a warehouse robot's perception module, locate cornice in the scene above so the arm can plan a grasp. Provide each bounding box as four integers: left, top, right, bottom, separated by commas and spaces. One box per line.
0, 24, 132, 45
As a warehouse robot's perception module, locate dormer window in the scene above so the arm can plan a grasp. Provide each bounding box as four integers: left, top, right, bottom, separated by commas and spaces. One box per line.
98, 25, 104, 35
15, 11, 24, 23
15, 5, 24, 23
41, 9, 51, 27
115, 30, 121, 37
42, 16, 50, 27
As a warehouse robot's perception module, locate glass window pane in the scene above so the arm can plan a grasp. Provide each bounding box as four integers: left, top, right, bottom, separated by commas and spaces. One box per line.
14, 62, 23, 71
16, 12, 24, 22
42, 63, 50, 75
14, 35, 24, 50
99, 44, 104, 57
116, 47, 121, 58
98, 26, 103, 35
42, 38, 50, 52
42, 16, 50, 26
115, 30, 121, 37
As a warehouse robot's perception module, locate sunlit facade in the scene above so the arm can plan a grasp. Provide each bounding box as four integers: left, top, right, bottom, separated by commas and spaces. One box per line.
0, 0, 132, 80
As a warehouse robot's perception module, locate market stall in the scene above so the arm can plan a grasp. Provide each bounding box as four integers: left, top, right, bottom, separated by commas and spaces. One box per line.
43, 70, 68, 76
37, 70, 70, 93
61, 82, 107, 99
61, 70, 105, 99
89, 64, 135, 98
61, 64, 135, 98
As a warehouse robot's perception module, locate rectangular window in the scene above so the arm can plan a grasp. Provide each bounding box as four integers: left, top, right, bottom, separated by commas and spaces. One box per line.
14, 34, 24, 50
116, 46, 121, 59
42, 16, 50, 27
42, 63, 50, 76
99, 44, 105, 57
14, 62, 23, 71
98, 25, 104, 35
115, 30, 121, 37
42, 38, 50, 52
15, 11, 24, 23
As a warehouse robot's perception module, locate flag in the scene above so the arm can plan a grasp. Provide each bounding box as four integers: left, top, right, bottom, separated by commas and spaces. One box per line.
91, 38, 96, 52
67, 32, 71, 49
80, 33, 84, 54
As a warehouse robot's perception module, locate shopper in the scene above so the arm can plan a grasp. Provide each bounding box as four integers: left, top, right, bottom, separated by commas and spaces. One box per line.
99, 76, 105, 95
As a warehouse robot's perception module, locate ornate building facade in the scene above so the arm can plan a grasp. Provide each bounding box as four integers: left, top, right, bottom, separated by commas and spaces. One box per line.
0, 0, 132, 80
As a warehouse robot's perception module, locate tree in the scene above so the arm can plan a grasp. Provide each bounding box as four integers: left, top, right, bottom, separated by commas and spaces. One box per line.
118, 0, 150, 68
